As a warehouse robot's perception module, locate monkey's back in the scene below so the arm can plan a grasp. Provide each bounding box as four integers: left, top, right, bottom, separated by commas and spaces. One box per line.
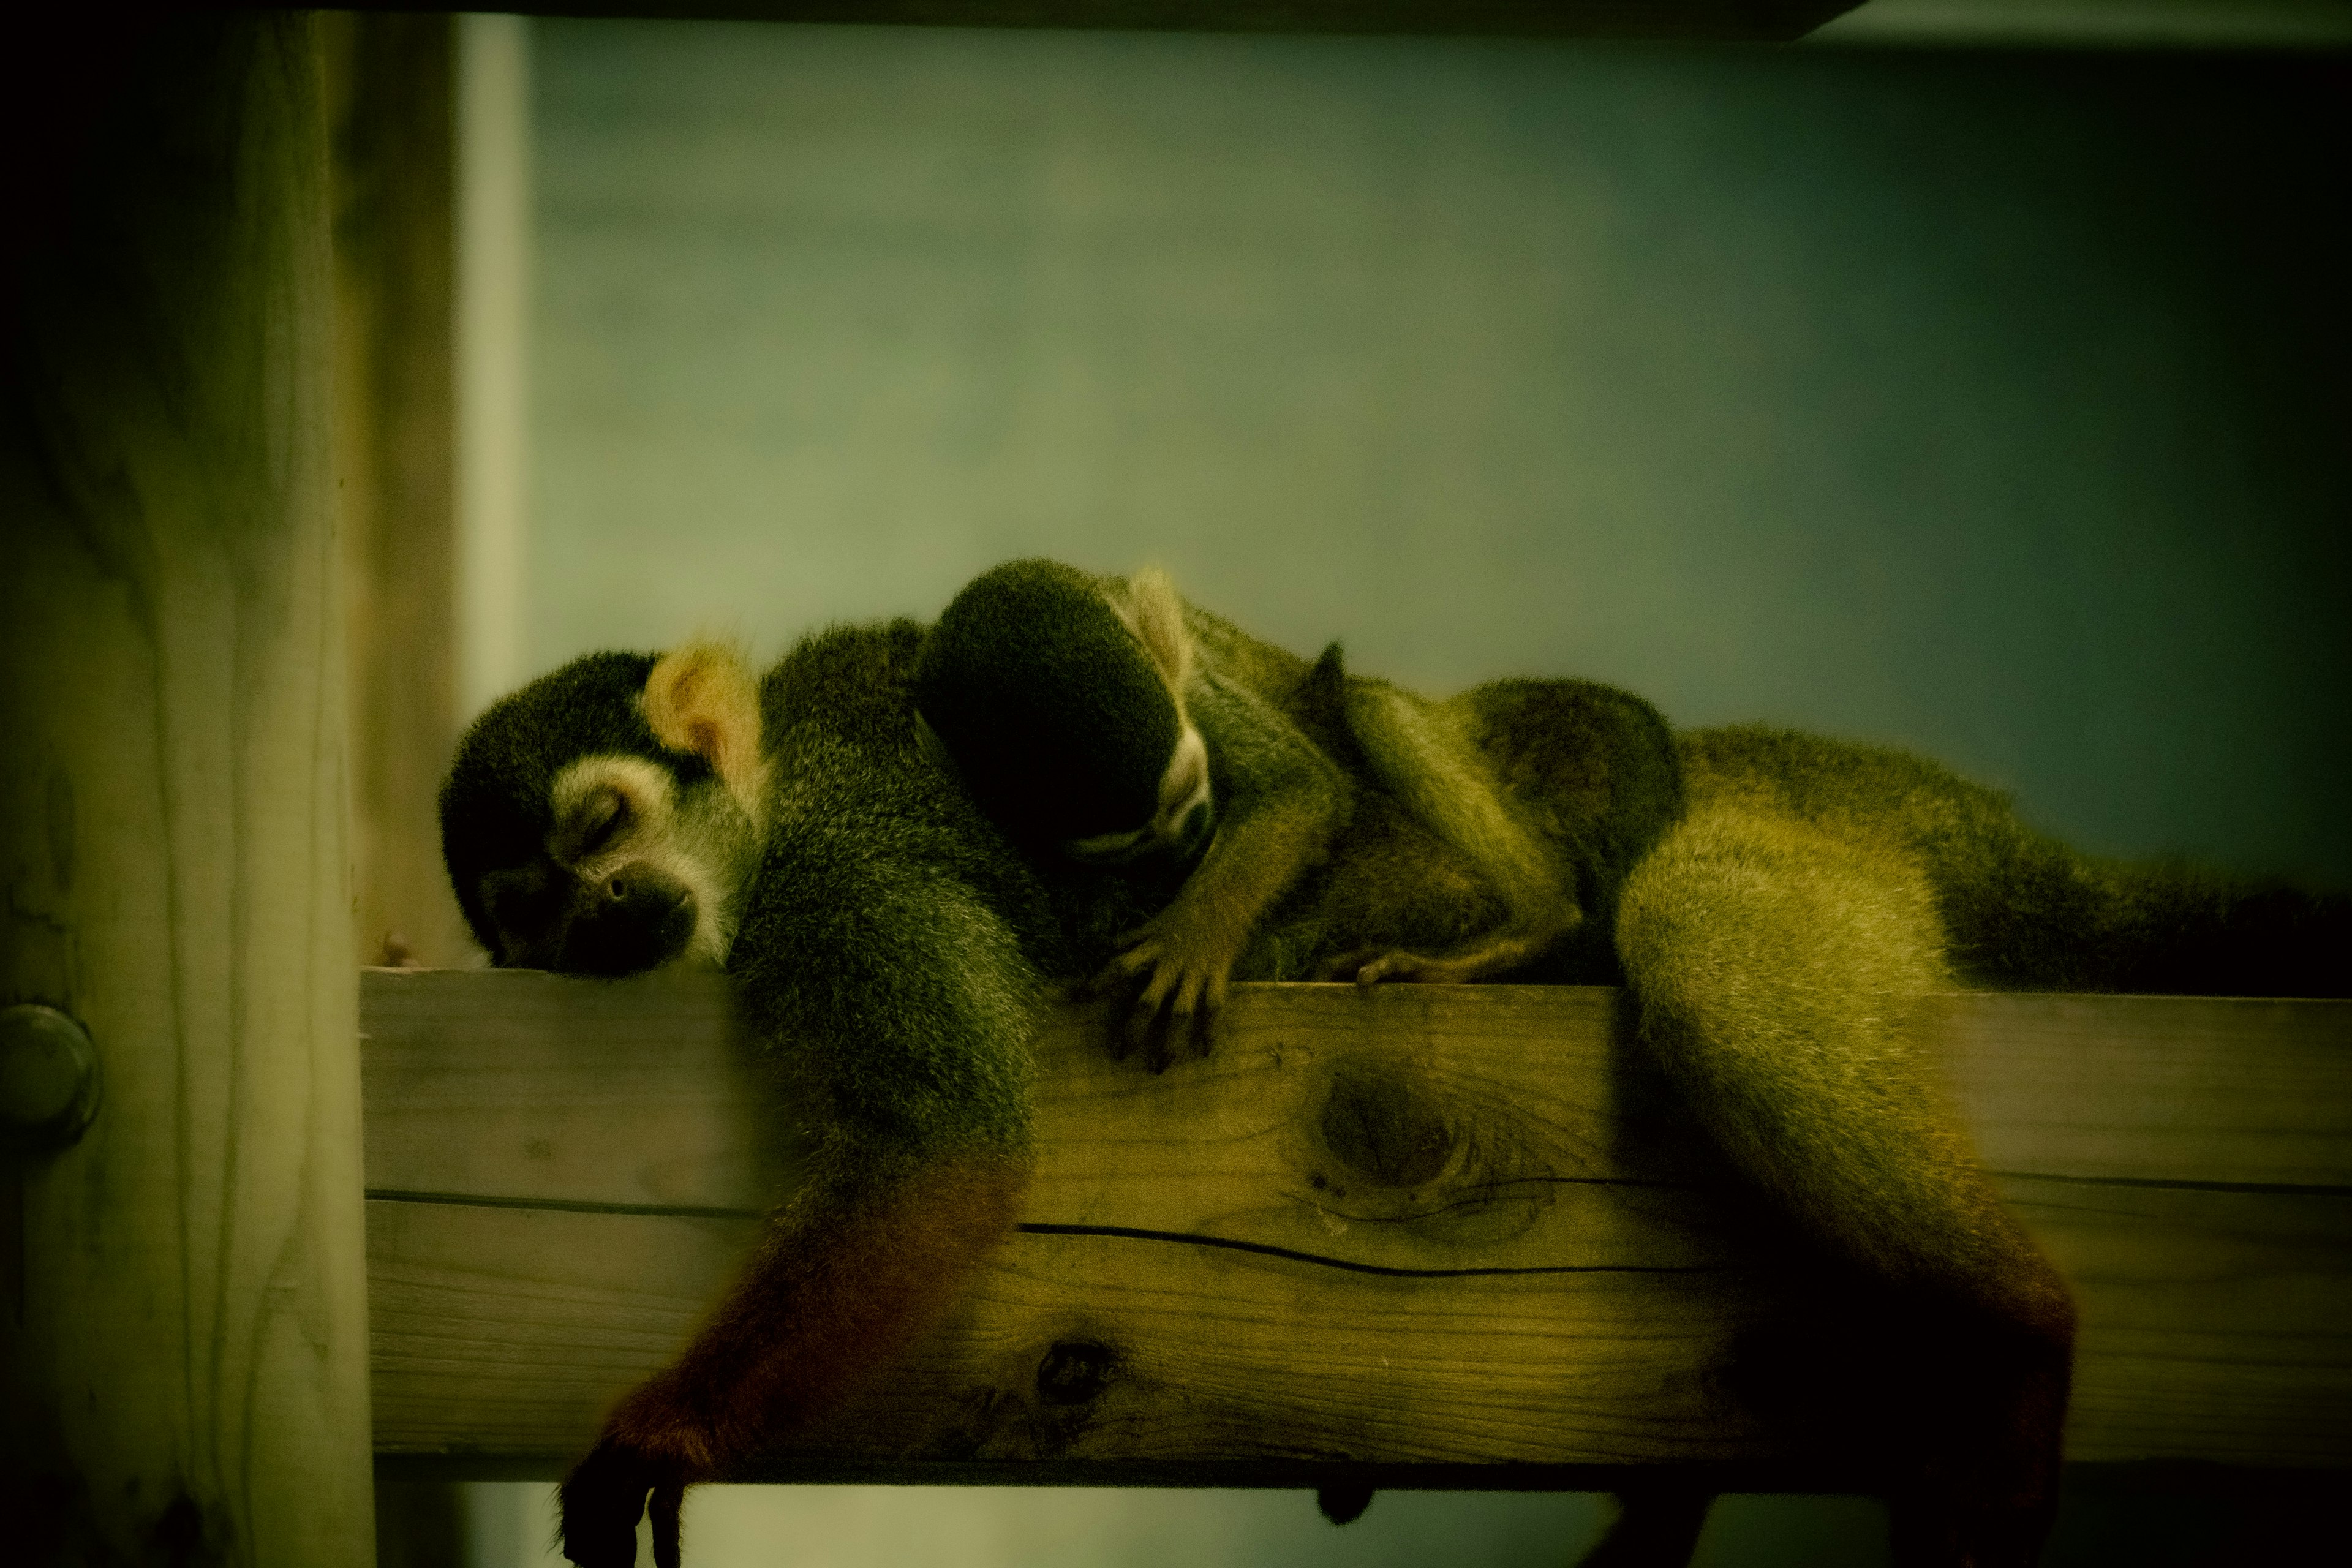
1242, 666, 1686, 986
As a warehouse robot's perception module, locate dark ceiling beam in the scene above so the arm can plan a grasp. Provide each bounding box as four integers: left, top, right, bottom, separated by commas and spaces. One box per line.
322, 3, 1864, 43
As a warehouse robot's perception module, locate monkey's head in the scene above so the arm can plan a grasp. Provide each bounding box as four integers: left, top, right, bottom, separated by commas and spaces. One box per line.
914, 559, 1213, 868
440, 643, 771, 974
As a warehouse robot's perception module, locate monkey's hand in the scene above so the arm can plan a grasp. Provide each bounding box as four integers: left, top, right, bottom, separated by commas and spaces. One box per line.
559, 1433, 692, 1568
560, 1365, 722, 1567
1090, 906, 1245, 1071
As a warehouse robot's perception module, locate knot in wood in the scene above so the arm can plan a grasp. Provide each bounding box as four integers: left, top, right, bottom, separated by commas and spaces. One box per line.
1036, 1340, 1117, 1406
1317, 1063, 1451, 1190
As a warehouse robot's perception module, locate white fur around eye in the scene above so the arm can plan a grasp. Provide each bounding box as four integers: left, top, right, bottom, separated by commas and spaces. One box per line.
550, 755, 677, 867
547, 753, 759, 969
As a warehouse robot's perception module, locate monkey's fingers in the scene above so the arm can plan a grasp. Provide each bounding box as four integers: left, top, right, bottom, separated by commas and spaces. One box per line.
1311, 949, 1376, 983
1349, 949, 1488, 986
1159, 967, 1214, 1065
1125, 960, 1185, 1065
1087, 946, 1164, 1060
559, 1439, 670, 1567
1086, 940, 1163, 992
1176, 962, 1235, 1060
649, 1483, 685, 1568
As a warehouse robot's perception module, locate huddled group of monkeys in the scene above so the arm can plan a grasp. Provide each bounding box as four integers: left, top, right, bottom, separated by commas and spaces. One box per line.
439, 559, 2346, 1568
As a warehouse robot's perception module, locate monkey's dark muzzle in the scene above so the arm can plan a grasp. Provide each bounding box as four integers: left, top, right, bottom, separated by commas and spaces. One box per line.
559, 867, 698, 976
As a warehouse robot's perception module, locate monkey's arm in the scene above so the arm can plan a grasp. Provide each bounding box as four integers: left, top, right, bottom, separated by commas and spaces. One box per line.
1097, 657, 1349, 1065
559, 628, 1054, 1568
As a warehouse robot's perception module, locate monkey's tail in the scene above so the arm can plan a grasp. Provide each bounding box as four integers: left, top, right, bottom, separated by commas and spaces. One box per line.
1942, 836, 2351, 998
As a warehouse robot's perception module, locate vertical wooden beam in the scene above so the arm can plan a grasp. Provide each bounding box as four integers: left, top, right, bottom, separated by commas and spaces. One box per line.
325, 12, 469, 970
454, 12, 535, 723
1, 13, 374, 1565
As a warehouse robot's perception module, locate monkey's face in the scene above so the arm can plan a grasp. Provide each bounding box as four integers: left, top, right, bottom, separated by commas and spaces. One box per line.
442, 643, 772, 976
475, 755, 759, 975
1063, 723, 1215, 868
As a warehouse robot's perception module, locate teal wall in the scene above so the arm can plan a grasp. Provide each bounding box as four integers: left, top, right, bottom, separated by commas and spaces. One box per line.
529, 22, 2348, 889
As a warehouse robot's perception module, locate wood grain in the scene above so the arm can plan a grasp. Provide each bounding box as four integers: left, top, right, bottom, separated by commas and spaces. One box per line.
361, 972, 2351, 1477
326, 10, 472, 972
1, 15, 374, 1562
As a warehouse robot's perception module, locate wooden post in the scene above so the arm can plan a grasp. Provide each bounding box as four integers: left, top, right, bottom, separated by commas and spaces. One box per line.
325, 10, 469, 973
1, 13, 374, 1564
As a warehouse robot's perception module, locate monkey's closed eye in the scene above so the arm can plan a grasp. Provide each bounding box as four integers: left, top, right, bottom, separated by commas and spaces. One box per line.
564, 788, 633, 862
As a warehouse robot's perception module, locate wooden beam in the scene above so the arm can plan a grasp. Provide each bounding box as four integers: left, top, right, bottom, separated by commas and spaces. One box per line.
326, 3, 1864, 44
325, 12, 470, 973
361, 974, 2352, 1479
1, 13, 374, 1562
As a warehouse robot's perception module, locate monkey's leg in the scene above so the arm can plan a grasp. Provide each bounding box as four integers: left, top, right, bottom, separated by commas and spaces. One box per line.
1616, 807, 2074, 1568
558, 1152, 1030, 1567
1325, 679, 1584, 986
1321, 904, 1583, 986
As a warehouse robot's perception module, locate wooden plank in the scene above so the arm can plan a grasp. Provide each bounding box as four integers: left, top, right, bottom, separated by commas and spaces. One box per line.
1943, 993, 2352, 1188
368, 1200, 761, 1460
2003, 1177, 2352, 1468
361, 972, 2352, 1474
364, 968, 788, 1212
365, 1187, 2351, 1471
361, 972, 2352, 1204
1, 14, 375, 1564
369, 1202, 1783, 1470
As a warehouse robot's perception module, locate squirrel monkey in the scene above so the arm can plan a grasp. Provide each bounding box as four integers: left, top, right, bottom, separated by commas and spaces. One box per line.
913, 559, 1681, 1062
442, 625, 1068, 1568
443, 582, 2346, 1568
911, 558, 1348, 1063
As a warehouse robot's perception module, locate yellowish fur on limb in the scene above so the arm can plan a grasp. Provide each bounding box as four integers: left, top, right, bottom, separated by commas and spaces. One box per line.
1618, 804, 2054, 1310
1615, 802, 2073, 1562
1335, 679, 1581, 982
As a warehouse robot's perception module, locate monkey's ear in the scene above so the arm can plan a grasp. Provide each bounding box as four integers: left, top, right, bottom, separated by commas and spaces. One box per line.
642, 640, 767, 815
1125, 566, 1194, 698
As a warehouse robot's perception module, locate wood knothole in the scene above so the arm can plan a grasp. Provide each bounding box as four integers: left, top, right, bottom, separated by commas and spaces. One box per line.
1036, 1339, 1118, 1407
1317, 1059, 1452, 1193
1303, 1053, 1558, 1248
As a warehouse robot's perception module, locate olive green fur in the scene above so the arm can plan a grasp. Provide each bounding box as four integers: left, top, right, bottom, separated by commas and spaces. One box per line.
1260, 644, 1686, 986
953, 592, 1684, 992
736, 620, 1066, 1164
1677, 725, 2350, 998
440, 650, 706, 956
1620, 721, 2349, 1324
920, 565, 1349, 981
442, 627, 1065, 1181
